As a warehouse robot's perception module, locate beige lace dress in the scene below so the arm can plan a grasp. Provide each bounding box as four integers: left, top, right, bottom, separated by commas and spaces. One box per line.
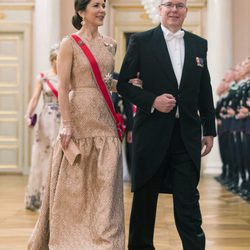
25, 73, 60, 211
28, 34, 125, 250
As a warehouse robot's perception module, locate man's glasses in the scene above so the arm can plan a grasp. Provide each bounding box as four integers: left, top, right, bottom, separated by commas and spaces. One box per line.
161, 2, 187, 10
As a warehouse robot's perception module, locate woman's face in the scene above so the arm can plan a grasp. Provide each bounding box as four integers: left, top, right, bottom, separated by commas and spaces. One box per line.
80, 0, 106, 27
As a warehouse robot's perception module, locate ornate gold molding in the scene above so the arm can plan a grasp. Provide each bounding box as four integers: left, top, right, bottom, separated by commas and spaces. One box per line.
109, 0, 207, 7
188, 0, 207, 7
0, 1, 35, 11
109, 0, 141, 6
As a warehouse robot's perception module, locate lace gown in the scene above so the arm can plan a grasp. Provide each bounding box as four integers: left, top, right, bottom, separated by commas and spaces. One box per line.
25, 73, 60, 211
28, 35, 125, 250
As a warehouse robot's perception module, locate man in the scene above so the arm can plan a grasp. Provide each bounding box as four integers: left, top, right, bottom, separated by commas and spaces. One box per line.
117, 0, 216, 249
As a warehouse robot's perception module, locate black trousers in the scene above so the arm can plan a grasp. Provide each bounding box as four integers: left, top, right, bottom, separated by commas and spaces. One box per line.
218, 132, 229, 178
128, 120, 205, 250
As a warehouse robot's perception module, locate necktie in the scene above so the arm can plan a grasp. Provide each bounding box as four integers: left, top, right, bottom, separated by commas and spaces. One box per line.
165, 30, 185, 41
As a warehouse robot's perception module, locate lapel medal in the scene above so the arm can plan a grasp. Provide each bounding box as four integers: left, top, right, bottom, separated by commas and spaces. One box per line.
196, 57, 204, 67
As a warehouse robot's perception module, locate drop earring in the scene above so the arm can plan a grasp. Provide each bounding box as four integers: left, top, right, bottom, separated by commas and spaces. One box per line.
81, 16, 85, 26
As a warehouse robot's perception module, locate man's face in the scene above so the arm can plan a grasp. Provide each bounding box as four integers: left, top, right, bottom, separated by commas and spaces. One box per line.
159, 0, 188, 32
224, 70, 236, 82
242, 58, 250, 75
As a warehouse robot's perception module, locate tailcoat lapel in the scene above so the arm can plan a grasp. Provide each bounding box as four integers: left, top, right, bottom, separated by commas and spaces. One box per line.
151, 26, 178, 84
179, 31, 194, 91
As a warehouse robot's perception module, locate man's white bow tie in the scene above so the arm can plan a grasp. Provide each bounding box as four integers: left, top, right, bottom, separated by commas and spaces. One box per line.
165, 30, 185, 41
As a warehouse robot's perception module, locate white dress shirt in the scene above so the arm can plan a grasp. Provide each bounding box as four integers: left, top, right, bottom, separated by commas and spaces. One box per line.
161, 25, 185, 117
161, 25, 185, 85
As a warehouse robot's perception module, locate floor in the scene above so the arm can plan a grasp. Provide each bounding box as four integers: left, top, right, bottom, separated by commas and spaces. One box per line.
0, 175, 250, 250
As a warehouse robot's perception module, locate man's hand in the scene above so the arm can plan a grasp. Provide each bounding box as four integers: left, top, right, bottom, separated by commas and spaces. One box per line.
201, 136, 214, 157
247, 98, 250, 107
153, 93, 176, 113
227, 107, 235, 116
236, 106, 249, 119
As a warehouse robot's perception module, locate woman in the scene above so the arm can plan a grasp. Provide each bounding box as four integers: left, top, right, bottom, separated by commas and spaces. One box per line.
28, 0, 125, 249
25, 44, 60, 211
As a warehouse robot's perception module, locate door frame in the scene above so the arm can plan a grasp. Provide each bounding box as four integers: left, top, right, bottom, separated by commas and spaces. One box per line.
0, 22, 32, 173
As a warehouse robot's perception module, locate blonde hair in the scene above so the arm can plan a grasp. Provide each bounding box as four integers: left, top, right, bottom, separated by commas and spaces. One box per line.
49, 43, 59, 62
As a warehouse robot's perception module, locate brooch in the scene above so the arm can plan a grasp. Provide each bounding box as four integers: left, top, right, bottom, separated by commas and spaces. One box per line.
104, 72, 113, 90
103, 41, 116, 54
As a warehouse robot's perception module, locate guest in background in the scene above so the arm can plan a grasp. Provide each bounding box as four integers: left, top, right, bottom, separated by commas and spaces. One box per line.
24, 44, 60, 211
215, 57, 250, 201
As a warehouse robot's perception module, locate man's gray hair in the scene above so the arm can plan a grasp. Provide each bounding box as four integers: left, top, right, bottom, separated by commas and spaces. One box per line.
160, 0, 187, 3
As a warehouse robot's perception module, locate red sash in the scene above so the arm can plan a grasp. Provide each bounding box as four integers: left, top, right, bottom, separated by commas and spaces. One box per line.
40, 72, 58, 98
71, 34, 123, 141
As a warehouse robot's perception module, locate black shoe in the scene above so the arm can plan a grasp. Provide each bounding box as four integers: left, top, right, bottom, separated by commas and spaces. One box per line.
242, 193, 250, 202
241, 189, 250, 199
227, 182, 239, 192
231, 186, 241, 194
214, 174, 226, 183
214, 175, 221, 182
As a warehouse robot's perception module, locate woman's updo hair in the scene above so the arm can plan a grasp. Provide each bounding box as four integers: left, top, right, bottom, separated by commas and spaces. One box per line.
72, 0, 106, 30
49, 43, 59, 62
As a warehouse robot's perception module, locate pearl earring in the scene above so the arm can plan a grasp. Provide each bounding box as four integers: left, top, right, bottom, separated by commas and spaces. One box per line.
81, 16, 85, 26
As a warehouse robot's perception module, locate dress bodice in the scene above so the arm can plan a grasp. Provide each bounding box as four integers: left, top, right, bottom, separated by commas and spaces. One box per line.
40, 74, 59, 104
69, 34, 116, 90
62, 34, 118, 139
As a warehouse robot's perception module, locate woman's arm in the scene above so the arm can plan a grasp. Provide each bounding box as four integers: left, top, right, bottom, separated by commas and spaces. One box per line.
24, 79, 43, 127
57, 38, 73, 149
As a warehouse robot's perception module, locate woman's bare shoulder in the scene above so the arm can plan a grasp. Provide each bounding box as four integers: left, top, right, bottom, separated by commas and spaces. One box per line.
60, 35, 74, 51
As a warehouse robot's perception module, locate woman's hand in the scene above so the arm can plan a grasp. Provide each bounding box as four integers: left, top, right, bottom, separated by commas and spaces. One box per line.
59, 126, 73, 149
24, 115, 32, 128
58, 38, 74, 149
129, 72, 143, 88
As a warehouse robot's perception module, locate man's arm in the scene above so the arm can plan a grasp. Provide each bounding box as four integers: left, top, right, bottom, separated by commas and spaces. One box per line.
117, 35, 157, 113
199, 41, 216, 137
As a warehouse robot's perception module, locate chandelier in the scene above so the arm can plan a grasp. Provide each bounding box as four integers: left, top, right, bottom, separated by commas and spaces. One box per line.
141, 0, 160, 24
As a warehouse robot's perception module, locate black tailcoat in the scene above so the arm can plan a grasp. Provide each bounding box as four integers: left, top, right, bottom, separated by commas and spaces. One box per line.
117, 26, 216, 192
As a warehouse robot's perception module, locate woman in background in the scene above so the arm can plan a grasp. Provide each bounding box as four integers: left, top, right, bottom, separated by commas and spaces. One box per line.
24, 44, 60, 211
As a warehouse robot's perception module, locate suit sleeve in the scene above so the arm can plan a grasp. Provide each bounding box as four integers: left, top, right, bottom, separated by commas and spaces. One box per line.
117, 35, 157, 113
199, 41, 217, 137
123, 98, 134, 131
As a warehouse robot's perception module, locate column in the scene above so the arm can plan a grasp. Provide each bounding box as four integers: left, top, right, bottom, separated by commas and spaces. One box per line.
203, 0, 233, 174
33, 0, 60, 79
31, 0, 60, 116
